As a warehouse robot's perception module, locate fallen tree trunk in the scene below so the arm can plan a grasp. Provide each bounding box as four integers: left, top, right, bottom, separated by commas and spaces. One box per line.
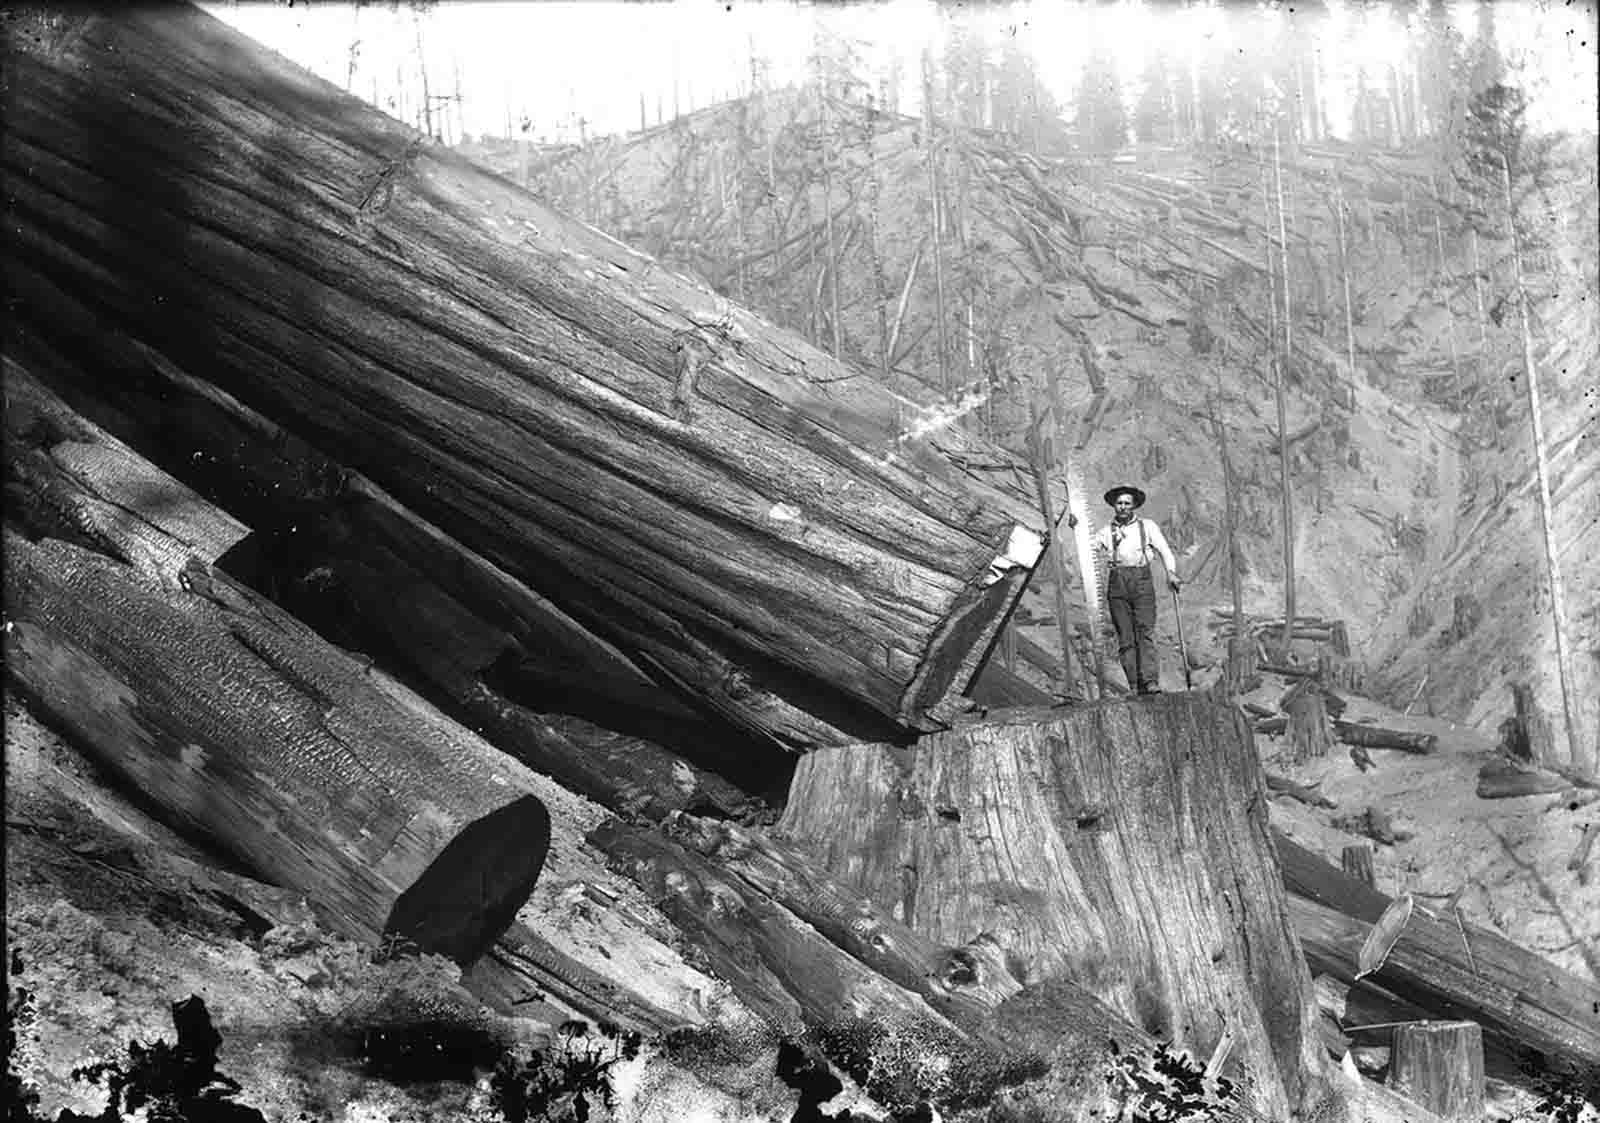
1333, 721, 1438, 755
779, 698, 1340, 1119
1, 6, 1046, 749
1, 363, 730, 1036
1256, 713, 1440, 756
1273, 830, 1600, 1078
5, 308, 767, 810
1476, 757, 1569, 800
656, 813, 1024, 1029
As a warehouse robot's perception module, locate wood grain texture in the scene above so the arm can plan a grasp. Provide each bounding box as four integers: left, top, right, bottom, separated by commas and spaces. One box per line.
0, 365, 728, 1036
1390, 1021, 1485, 1123
778, 697, 1337, 1119
4, 309, 767, 810
1, 6, 1046, 745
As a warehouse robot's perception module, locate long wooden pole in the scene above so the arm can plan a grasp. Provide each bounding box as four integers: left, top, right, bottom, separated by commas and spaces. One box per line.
1272, 124, 1297, 640
1501, 155, 1588, 776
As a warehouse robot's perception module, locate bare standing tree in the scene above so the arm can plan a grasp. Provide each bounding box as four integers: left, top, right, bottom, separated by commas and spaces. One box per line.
922, 49, 950, 393
1270, 120, 1297, 644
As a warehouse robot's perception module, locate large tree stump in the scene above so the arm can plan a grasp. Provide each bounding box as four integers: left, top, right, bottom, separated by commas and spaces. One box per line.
1390, 1021, 1485, 1123
779, 697, 1336, 1118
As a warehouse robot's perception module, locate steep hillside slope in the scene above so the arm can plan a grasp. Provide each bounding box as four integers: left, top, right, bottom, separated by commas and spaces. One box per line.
464, 103, 1597, 757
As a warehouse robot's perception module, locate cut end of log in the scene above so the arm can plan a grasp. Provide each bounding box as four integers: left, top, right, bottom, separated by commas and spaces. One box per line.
902, 524, 1042, 729
382, 795, 552, 968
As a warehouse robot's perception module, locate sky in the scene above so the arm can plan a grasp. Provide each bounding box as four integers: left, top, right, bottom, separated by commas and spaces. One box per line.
201, 0, 1598, 145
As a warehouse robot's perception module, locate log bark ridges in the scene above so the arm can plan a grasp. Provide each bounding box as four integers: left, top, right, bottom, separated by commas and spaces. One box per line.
1, 362, 716, 1037
0, 5, 1046, 749
3, 312, 769, 809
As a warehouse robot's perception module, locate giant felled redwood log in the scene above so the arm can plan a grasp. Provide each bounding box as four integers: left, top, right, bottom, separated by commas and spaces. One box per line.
779, 698, 1338, 1119
0, 6, 1046, 749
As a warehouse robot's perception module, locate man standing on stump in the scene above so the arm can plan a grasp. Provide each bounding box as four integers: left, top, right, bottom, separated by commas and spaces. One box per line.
1094, 485, 1181, 695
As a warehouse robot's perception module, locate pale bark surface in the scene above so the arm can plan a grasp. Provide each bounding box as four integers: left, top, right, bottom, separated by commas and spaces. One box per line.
1, 6, 1045, 748
778, 698, 1336, 1118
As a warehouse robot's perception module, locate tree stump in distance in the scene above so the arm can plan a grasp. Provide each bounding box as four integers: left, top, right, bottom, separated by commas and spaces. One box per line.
1285, 679, 1334, 761
1390, 1021, 1485, 1122
1497, 682, 1554, 764
1225, 634, 1261, 694
779, 697, 1336, 1119
1341, 843, 1377, 888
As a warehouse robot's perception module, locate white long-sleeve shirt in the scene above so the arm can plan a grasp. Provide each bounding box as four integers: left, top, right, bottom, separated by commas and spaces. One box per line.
1093, 517, 1178, 578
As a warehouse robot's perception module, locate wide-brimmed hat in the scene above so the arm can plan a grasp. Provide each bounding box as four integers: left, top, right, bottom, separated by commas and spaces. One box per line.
1103, 485, 1146, 508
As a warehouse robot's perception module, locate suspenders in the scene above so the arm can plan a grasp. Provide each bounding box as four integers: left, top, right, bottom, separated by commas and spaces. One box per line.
1110, 519, 1147, 566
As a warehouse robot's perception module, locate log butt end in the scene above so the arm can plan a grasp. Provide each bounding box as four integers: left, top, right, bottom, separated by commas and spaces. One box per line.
902, 525, 1042, 729
383, 795, 551, 968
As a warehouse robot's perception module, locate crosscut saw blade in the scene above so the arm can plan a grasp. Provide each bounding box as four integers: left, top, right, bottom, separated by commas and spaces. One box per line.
1062, 459, 1107, 672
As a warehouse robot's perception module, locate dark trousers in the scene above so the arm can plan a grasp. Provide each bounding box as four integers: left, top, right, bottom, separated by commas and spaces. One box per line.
1107, 566, 1159, 693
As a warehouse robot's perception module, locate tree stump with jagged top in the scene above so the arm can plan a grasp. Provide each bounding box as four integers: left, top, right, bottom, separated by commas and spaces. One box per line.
778, 696, 1338, 1120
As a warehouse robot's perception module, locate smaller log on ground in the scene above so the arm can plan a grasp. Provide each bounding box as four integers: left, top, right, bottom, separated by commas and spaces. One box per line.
1273, 829, 1600, 1078
1476, 758, 1568, 800
780, 698, 1340, 1120
1390, 1021, 1485, 1123
1333, 721, 1438, 755
657, 813, 1022, 1029
1266, 773, 1337, 809
1341, 843, 1377, 888
589, 817, 963, 1040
